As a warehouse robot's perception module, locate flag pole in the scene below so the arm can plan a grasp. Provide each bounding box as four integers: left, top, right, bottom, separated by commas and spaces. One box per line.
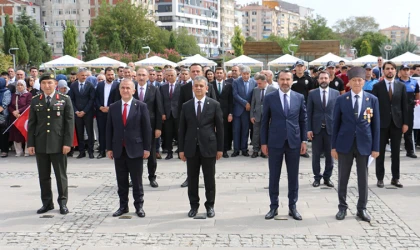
1, 106, 30, 134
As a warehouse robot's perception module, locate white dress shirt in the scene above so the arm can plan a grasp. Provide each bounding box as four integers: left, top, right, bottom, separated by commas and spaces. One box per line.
103, 81, 113, 107
121, 97, 133, 118
33, 79, 40, 90
279, 89, 291, 111
320, 87, 329, 106
168, 82, 176, 95
351, 90, 363, 117
384, 79, 394, 93
194, 96, 206, 115
270, 81, 279, 89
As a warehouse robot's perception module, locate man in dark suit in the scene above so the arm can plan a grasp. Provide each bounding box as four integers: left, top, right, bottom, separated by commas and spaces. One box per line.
136, 68, 163, 188
27, 73, 74, 215
95, 67, 119, 159
372, 61, 409, 188
261, 70, 307, 221
178, 76, 224, 218
106, 79, 152, 218
232, 66, 255, 157
211, 67, 233, 158
331, 67, 380, 222
69, 68, 96, 159
307, 71, 340, 187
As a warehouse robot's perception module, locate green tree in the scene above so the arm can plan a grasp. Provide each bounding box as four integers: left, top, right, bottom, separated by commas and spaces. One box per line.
168, 32, 177, 49
333, 16, 379, 47
352, 32, 389, 56
359, 40, 372, 56
41, 43, 52, 62
293, 15, 338, 40
0, 51, 13, 72
109, 32, 124, 53
14, 27, 29, 66
82, 30, 100, 61
246, 36, 257, 42
231, 26, 245, 56
20, 26, 43, 66
3, 15, 16, 54
63, 21, 78, 57
175, 28, 201, 55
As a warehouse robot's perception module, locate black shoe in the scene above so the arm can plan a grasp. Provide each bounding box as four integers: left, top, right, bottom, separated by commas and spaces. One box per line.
377, 180, 384, 188
60, 205, 69, 215
312, 180, 320, 187
97, 151, 106, 159
67, 152, 73, 157
231, 151, 239, 157
37, 204, 54, 214
324, 179, 334, 187
289, 208, 302, 220
223, 151, 229, 158
188, 208, 198, 218
300, 153, 310, 158
406, 152, 417, 158
260, 153, 267, 158
165, 152, 173, 160
113, 207, 129, 217
356, 209, 371, 222
242, 151, 250, 157
391, 178, 403, 188
251, 152, 259, 158
150, 180, 159, 188
129, 181, 133, 187
336, 210, 347, 220
206, 207, 215, 218
265, 208, 278, 220
136, 208, 146, 217
181, 178, 188, 188
77, 152, 86, 159
89, 152, 94, 159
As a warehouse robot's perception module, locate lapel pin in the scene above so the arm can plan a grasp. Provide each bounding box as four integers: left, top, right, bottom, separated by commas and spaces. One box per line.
366, 98, 369, 101
207, 102, 209, 104
346, 96, 349, 100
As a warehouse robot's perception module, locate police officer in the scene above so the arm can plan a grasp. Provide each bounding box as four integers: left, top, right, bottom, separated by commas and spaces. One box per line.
362, 64, 379, 93
326, 61, 345, 95
398, 64, 420, 158
27, 73, 74, 214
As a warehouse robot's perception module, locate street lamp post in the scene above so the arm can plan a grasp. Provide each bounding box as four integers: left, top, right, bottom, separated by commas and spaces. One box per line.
142, 46, 151, 59
288, 44, 298, 56
79, 50, 84, 61
350, 48, 358, 59
8, 48, 19, 69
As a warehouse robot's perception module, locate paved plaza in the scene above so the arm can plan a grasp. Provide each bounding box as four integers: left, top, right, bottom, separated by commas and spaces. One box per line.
0, 145, 420, 250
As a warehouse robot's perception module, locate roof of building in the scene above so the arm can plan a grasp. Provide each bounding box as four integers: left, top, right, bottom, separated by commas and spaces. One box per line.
0, 0, 39, 6
279, 0, 299, 14
240, 5, 272, 11
380, 25, 409, 31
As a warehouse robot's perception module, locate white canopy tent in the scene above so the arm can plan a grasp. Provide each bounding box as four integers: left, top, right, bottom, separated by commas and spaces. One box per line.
351, 55, 378, 66
43, 55, 85, 68
224, 55, 264, 69
134, 56, 177, 67
177, 54, 217, 67
389, 52, 420, 65
309, 53, 350, 66
84, 56, 126, 68
268, 54, 307, 68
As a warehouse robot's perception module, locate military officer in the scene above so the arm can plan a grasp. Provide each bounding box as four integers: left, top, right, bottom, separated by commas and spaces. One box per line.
27, 73, 74, 215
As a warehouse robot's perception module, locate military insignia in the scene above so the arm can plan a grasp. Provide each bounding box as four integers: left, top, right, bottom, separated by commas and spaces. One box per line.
335, 81, 339, 87
39, 94, 43, 100
57, 111, 60, 116
32, 93, 41, 99
50, 74, 55, 78
56, 93, 60, 100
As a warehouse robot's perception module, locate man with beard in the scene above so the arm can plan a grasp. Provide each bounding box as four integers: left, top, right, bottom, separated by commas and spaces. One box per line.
307, 71, 340, 188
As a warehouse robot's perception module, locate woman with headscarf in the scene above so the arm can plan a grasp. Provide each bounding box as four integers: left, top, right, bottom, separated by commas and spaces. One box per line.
25, 76, 39, 96
0, 78, 12, 157
8, 79, 32, 157
58, 80, 70, 94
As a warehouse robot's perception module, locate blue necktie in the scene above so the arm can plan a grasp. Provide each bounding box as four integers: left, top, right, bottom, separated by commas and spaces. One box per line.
283, 94, 289, 116
245, 82, 248, 94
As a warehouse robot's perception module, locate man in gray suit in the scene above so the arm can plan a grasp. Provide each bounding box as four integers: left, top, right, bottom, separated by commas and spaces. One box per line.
307, 71, 340, 187
250, 74, 276, 158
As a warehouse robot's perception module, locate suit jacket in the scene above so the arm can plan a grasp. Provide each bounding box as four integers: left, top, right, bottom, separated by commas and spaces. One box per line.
232, 78, 256, 116
307, 88, 340, 135
331, 91, 380, 155
178, 97, 224, 158
250, 85, 277, 122
106, 99, 152, 159
140, 84, 163, 130
69, 80, 96, 114
211, 80, 233, 118
95, 80, 119, 116
372, 80, 408, 128
177, 81, 217, 117
160, 82, 181, 119
261, 90, 307, 149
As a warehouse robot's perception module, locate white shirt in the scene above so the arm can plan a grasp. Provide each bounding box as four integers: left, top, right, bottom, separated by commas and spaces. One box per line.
194, 96, 206, 115
168, 82, 176, 95
33, 79, 40, 90
319, 87, 329, 106
103, 81, 113, 107
351, 90, 363, 117
384, 79, 394, 93
45, 91, 56, 100
269, 81, 279, 89
279, 89, 291, 111
137, 84, 147, 100
121, 97, 133, 118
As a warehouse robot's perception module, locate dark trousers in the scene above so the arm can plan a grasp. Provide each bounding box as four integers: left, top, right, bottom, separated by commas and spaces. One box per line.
147, 124, 157, 181
187, 146, 216, 209
404, 104, 415, 152
376, 121, 402, 180
163, 114, 178, 153
35, 152, 68, 207
114, 148, 144, 210
96, 114, 107, 152
268, 141, 300, 210
223, 116, 232, 151
312, 128, 333, 181
233, 111, 250, 152
75, 113, 94, 153
155, 136, 161, 152
337, 139, 368, 211
0, 130, 9, 153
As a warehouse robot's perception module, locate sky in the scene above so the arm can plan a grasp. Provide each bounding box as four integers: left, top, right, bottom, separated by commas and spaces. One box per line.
235, 0, 420, 36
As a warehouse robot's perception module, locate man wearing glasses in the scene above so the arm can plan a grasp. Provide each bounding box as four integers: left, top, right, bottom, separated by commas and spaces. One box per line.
374, 57, 384, 79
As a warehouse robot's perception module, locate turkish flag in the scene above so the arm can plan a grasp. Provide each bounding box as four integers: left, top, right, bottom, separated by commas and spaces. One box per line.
14, 107, 30, 141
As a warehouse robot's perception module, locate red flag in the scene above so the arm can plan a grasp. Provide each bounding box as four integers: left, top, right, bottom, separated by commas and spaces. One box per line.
14, 107, 30, 141
73, 129, 78, 146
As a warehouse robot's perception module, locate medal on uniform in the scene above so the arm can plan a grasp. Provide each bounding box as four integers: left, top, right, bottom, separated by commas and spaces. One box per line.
57, 111, 60, 116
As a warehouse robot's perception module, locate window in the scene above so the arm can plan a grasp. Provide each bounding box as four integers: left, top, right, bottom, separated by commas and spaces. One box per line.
55, 0, 62, 3
32, 8, 36, 13
252, 11, 256, 15
17, 6, 21, 12
42, 11, 46, 17
56, 42, 63, 49
72, 9, 78, 14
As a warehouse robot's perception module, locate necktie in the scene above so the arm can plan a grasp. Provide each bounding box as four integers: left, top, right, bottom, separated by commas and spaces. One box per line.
169, 84, 173, 99
261, 89, 265, 102
80, 83, 84, 94
218, 82, 222, 94
388, 83, 393, 101
122, 103, 128, 126
323, 90, 326, 108
245, 82, 248, 94
139, 87, 144, 102
354, 95, 359, 119
197, 101, 201, 120
46, 96, 51, 107
283, 94, 289, 116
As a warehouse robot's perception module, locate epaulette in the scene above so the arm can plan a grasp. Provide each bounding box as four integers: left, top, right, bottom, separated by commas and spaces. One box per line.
32, 94, 41, 99
58, 92, 69, 97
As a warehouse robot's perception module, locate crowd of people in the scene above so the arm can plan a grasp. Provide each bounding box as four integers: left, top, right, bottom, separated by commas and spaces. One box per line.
0, 57, 419, 221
